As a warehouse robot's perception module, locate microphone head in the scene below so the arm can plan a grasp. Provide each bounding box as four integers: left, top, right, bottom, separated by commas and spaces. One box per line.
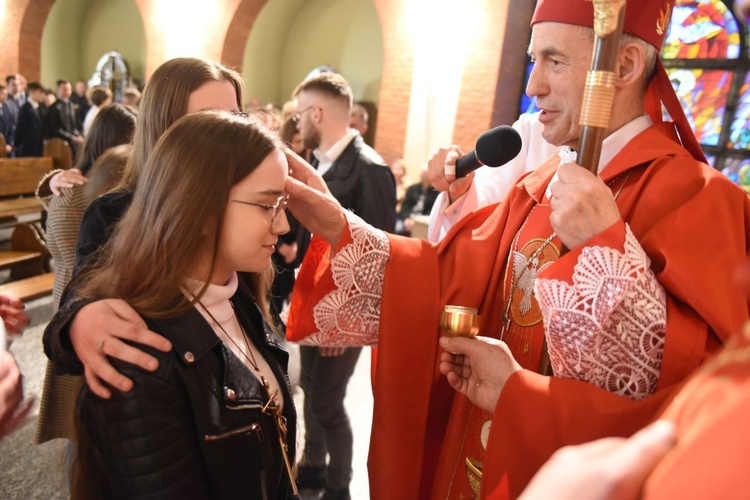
475, 125, 523, 167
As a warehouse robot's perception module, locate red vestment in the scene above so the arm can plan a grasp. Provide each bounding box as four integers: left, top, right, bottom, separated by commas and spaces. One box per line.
644, 324, 750, 498
288, 123, 750, 499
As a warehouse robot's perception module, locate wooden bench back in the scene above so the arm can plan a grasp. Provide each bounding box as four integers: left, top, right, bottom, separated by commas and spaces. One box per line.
0, 133, 6, 158
43, 138, 73, 170
0, 157, 54, 197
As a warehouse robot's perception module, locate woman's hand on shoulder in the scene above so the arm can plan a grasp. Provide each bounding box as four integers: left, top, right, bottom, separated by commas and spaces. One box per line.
50, 168, 87, 196
71, 299, 172, 398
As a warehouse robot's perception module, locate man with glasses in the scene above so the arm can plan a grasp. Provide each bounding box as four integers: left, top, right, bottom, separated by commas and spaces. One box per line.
292, 72, 396, 500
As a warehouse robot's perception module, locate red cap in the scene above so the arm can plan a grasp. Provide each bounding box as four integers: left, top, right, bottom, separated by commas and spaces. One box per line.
531, 0, 675, 49
531, 0, 706, 163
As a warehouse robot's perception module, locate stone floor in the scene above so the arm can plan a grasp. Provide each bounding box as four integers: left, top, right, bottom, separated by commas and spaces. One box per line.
0, 295, 374, 499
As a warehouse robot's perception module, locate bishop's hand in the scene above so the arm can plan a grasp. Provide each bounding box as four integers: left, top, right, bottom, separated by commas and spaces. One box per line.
548, 162, 621, 250
439, 335, 521, 413
284, 148, 346, 248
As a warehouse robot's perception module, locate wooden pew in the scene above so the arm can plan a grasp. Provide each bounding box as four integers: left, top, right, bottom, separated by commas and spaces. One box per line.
0, 156, 54, 219
43, 138, 73, 170
0, 272, 55, 302
0, 157, 54, 300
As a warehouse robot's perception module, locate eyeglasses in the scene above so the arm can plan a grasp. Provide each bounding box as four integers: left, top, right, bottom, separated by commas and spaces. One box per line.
293, 106, 317, 121
230, 194, 289, 225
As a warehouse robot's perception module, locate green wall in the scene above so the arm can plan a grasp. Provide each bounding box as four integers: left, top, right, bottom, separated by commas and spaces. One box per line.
80, 0, 146, 84
41, 0, 146, 89
41, 0, 87, 87
243, 0, 383, 106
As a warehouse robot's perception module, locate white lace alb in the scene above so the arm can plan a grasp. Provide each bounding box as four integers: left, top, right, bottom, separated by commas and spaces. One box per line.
303, 212, 390, 347
535, 225, 667, 400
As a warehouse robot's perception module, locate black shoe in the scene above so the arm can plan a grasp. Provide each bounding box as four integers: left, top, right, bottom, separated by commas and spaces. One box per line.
321, 487, 351, 500
296, 464, 327, 490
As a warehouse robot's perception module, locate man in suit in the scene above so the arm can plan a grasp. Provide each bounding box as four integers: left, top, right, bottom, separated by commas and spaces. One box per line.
45, 79, 83, 157
1, 77, 21, 155
292, 72, 396, 500
15, 82, 47, 158
396, 166, 440, 236
70, 79, 90, 131
0, 85, 15, 155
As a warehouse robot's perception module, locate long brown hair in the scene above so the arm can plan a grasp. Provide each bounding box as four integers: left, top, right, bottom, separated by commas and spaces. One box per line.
75, 103, 137, 175
120, 57, 243, 190
78, 111, 281, 320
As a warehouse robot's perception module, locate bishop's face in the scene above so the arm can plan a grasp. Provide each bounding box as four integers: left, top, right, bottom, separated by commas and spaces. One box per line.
526, 22, 593, 149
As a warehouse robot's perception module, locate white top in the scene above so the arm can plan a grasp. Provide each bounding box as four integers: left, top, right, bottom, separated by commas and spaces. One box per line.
82, 105, 100, 136
428, 112, 559, 243
314, 128, 359, 176
187, 272, 283, 410
427, 113, 654, 243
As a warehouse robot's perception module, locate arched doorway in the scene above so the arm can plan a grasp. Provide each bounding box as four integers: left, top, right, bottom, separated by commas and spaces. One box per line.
39, 0, 146, 88
241, 0, 384, 110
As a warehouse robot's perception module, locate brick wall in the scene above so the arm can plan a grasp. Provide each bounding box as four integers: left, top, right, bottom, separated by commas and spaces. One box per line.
372, 0, 415, 165
0, 0, 56, 81
3, 0, 528, 166
222, 0, 268, 72
452, 0, 533, 152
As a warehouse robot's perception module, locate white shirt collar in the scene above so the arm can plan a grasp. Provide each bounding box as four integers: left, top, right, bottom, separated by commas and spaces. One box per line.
314, 128, 359, 176
546, 115, 653, 198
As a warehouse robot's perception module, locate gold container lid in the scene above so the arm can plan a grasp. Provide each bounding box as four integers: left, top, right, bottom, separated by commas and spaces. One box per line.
439, 305, 480, 338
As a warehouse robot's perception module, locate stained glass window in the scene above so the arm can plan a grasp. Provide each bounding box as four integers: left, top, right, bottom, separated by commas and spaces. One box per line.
517, 0, 750, 193
662, 0, 750, 192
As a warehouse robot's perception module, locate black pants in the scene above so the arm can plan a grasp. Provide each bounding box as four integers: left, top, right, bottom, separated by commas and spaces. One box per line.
299, 345, 362, 490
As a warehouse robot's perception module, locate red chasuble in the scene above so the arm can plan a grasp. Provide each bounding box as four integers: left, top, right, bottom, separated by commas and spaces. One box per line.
287, 123, 750, 499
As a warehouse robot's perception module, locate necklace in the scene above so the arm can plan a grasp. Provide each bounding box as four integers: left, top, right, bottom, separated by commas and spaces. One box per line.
196, 300, 299, 496
500, 171, 632, 355
199, 301, 276, 398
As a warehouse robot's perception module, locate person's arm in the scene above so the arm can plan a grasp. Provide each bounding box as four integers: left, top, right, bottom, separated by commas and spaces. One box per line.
285, 149, 390, 346
0, 294, 29, 335
0, 352, 32, 438
43, 195, 172, 398
47, 188, 86, 274
517, 421, 676, 500
439, 335, 521, 413
537, 163, 667, 401
78, 356, 210, 498
36, 169, 87, 205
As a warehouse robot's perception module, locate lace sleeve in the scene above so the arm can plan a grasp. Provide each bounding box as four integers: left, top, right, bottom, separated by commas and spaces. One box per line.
535, 224, 667, 401
301, 212, 391, 347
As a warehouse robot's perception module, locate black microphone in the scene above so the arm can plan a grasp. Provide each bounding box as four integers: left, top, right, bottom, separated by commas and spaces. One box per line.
455, 125, 523, 178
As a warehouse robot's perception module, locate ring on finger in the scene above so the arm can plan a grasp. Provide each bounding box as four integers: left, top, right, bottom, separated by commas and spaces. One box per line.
98, 338, 108, 352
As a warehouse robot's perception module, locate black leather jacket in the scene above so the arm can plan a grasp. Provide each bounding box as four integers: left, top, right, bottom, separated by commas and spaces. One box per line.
77, 288, 297, 499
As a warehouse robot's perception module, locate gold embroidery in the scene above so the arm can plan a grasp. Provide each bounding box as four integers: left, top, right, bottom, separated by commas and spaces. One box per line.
465, 457, 483, 497
657, 3, 672, 36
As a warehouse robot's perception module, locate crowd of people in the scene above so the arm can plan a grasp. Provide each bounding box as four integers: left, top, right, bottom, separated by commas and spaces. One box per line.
1, 0, 750, 498
0, 75, 141, 161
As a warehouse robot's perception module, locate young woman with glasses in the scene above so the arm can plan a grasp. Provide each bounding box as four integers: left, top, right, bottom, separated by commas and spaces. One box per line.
71, 111, 297, 498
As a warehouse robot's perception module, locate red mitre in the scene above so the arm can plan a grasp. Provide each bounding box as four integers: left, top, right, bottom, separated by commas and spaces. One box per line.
531, 0, 707, 163
531, 0, 674, 48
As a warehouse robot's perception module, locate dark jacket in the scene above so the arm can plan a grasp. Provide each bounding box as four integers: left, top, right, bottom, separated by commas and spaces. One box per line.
15, 101, 44, 157
77, 287, 297, 499
398, 182, 439, 220
1, 98, 19, 147
45, 98, 80, 141
322, 134, 396, 232
296, 134, 396, 262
